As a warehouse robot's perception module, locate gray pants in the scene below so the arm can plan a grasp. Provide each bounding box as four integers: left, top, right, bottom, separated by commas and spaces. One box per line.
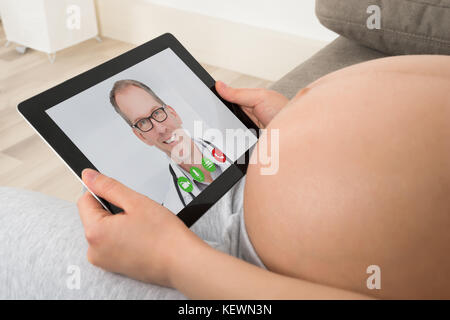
0, 178, 265, 299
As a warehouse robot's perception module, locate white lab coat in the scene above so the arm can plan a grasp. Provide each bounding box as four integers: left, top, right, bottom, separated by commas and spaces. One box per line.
162, 138, 232, 214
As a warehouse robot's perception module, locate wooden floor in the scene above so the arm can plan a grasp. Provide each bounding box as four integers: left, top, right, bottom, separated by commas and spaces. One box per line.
0, 23, 272, 203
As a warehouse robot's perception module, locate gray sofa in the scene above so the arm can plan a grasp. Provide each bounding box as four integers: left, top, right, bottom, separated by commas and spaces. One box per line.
271, 0, 450, 99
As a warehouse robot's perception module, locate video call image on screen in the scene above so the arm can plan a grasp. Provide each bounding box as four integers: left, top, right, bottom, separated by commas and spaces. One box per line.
46, 48, 258, 214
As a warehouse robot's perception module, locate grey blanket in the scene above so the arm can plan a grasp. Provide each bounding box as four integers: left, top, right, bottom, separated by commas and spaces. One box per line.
0, 177, 265, 299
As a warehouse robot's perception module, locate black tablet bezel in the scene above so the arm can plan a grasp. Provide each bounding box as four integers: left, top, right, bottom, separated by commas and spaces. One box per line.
17, 33, 259, 227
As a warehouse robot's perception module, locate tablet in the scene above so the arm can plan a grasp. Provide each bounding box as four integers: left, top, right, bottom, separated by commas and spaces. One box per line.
18, 33, 259, 227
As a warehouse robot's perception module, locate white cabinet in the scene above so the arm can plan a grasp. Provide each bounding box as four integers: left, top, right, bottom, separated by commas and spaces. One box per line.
0, 0, 98, 60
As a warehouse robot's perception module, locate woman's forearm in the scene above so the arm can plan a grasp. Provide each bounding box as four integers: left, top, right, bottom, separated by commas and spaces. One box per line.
168, 240, 373, 300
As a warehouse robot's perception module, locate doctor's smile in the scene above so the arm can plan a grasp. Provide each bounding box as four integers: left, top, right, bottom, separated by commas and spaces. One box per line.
163, 132, 177, 145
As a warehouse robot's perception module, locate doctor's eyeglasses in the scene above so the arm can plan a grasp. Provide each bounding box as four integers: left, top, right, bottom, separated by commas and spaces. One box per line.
132, 105, 168, 132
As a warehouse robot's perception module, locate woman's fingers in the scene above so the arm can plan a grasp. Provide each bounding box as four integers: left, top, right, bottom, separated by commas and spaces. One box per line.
215, 80, 288, 127
240, 105, 263, 128
215, 81, 265, 107
77, 191, 111, 229
81, 168, 143, 211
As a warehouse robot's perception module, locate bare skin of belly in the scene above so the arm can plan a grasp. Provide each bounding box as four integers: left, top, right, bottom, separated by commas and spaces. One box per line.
244, 55, 450, 299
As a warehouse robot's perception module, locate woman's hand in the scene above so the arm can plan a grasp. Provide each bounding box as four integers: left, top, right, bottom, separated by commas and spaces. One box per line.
76, 169, 372, 299
77, 168, 206, 287
215, 81, 289, 128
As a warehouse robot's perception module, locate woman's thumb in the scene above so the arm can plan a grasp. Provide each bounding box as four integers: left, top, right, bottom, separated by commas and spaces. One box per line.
82, 168, 140, 210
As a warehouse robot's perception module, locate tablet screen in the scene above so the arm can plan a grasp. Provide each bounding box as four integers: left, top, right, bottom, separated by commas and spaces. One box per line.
45, 48, 258, 214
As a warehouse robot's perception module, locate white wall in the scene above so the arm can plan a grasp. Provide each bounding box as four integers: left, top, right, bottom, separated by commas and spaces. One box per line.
95, 0, 336, 80
145, 0, 336, 42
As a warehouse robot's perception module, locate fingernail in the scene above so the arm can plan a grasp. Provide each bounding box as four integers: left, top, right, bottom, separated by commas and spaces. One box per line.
82, 168, 99, 185
218, 81, 227, 89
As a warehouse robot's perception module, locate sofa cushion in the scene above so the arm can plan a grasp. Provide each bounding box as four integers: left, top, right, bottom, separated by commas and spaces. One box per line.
270, 36, 386, 99
316, 0, 450, 55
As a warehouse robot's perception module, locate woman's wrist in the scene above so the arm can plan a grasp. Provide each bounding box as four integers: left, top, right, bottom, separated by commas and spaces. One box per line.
165, 228, 211, 289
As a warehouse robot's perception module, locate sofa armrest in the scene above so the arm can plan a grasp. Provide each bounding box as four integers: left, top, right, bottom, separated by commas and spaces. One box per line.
270, 36, 387, 99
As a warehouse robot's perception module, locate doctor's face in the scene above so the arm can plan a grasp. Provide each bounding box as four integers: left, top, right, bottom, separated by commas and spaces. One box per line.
115, 85, 183, 155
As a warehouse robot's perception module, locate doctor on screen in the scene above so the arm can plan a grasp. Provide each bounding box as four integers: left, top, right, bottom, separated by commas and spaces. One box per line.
109, 79, 231, 213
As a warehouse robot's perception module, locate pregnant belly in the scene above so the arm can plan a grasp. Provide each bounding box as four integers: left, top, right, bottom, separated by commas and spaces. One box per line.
242, 61, 450, 299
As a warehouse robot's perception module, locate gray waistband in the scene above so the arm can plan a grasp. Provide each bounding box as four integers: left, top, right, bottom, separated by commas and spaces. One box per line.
237, 209, 267, 269
190, 177, 267, 270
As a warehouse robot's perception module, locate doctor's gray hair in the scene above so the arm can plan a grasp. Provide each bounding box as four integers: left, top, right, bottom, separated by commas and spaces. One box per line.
109, 79, 165, 126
